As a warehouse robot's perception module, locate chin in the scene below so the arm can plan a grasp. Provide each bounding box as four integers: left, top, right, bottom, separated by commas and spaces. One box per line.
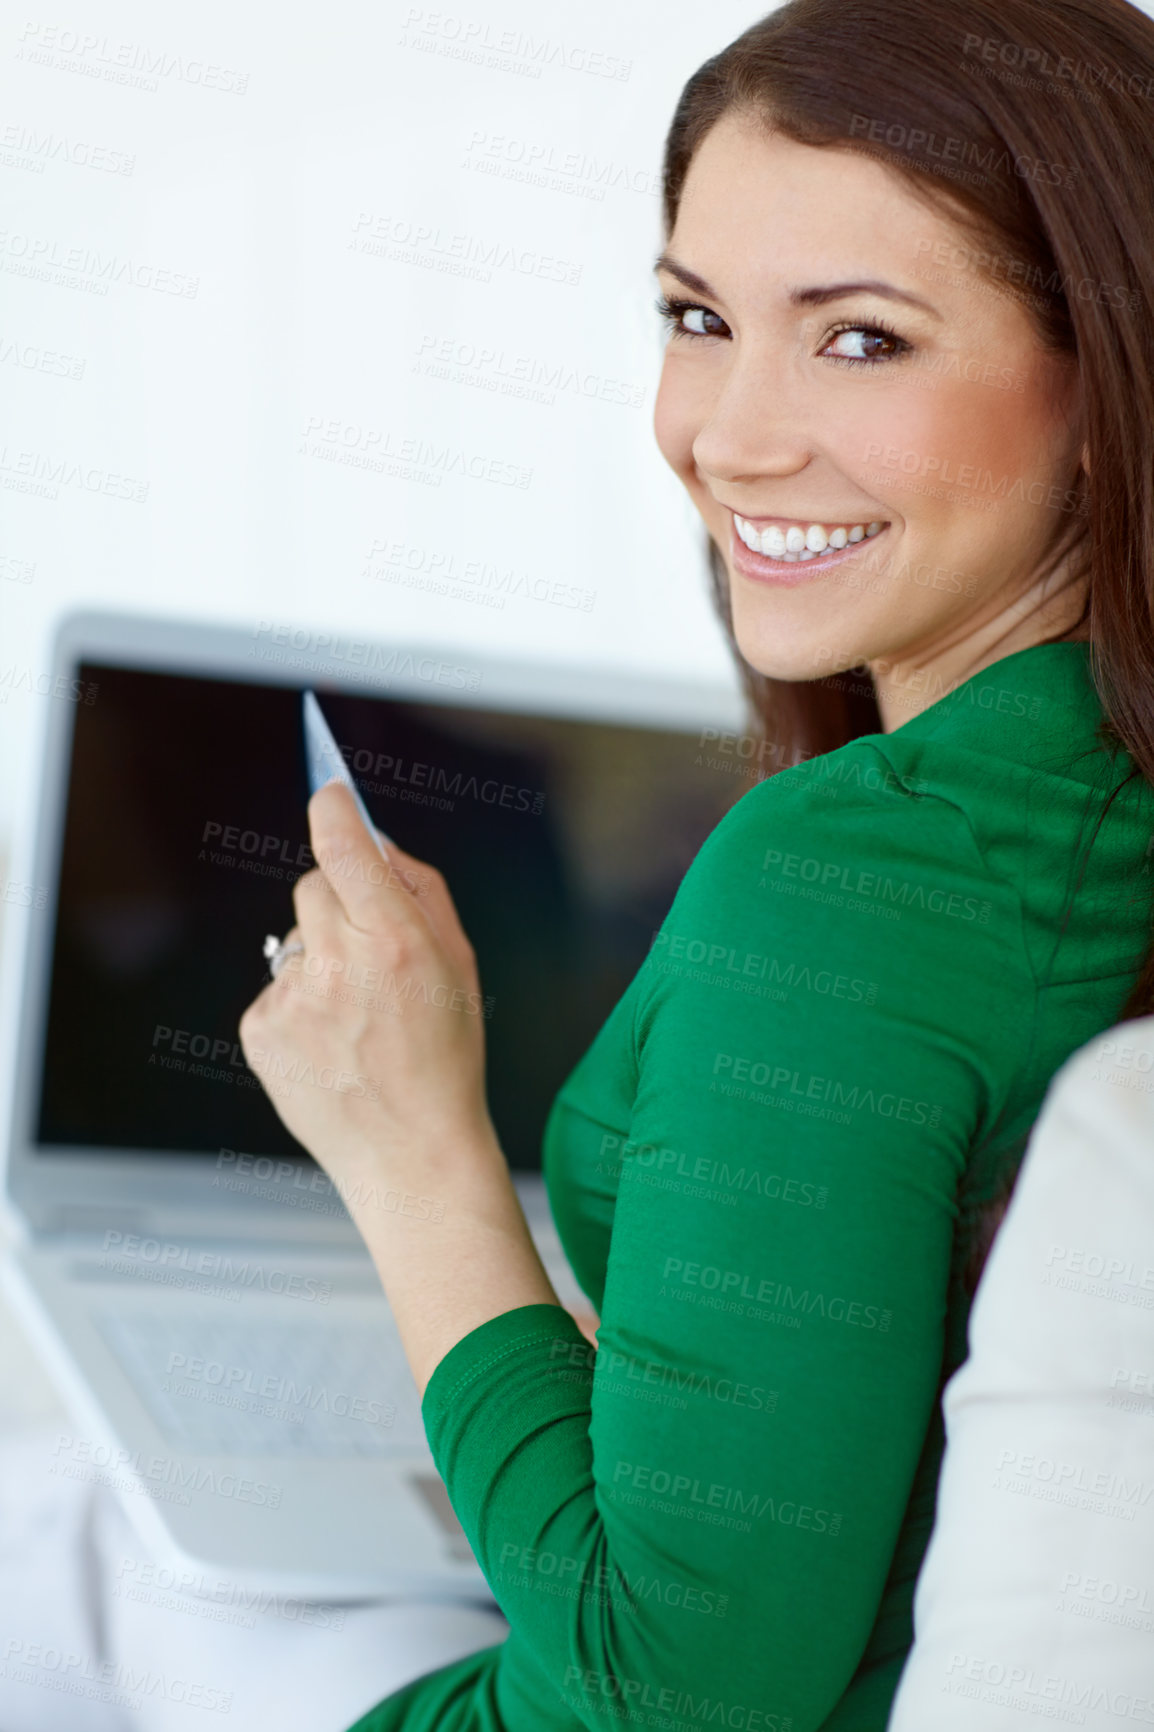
731, 622, 858, 687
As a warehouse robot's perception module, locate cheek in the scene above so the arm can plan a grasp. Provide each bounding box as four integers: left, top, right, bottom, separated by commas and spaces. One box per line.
652, 357, 704, 482
846, 390, 956, 498
847, 372, 1065, 506
908, 380, 1011, 473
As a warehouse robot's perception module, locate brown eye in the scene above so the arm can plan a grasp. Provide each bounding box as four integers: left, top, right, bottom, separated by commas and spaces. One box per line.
823, 324, 910, 363
655, 296, 730, 340
679, 306, 727, 337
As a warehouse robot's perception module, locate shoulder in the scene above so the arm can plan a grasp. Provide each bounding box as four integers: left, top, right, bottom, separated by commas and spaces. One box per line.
628, 735, 1024, 1180
633, 733, 1030, 1068
678, 733, 1001, 926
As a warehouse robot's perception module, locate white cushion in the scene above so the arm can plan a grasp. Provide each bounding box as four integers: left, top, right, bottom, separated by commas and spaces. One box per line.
888, 1014, 1154, 1729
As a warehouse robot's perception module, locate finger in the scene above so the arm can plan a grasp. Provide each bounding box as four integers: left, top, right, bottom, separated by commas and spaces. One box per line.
307, 781, 425, 934
270, 924, 306, 979
375, 848, 472, 965
291, 866, 347, 956
367, 832, 434, 901
571, 1310, 600, 1348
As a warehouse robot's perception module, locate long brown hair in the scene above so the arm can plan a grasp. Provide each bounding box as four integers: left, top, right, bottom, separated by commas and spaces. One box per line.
660, 0, 1154, 1284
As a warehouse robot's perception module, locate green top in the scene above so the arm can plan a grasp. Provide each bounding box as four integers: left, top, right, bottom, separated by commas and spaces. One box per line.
349, 641, 1154, 1732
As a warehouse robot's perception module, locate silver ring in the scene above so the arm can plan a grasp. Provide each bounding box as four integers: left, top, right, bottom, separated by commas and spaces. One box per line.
263, 933, 305, 979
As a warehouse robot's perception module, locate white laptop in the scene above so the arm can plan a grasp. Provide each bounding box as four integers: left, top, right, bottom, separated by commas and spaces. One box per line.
0, 609, 741, 1601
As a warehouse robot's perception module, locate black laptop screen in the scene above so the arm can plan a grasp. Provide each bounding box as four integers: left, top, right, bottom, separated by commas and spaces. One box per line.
34, 663, 741, 1170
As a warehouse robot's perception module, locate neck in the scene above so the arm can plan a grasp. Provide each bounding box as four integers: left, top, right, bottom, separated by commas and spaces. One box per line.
868, 569, 1089, 733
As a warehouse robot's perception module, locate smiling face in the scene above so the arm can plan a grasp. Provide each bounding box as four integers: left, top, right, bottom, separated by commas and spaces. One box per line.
653, 109, 1089, 725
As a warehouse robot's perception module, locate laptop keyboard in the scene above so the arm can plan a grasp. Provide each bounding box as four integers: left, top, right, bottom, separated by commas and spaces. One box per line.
95, 1310, 428, 1458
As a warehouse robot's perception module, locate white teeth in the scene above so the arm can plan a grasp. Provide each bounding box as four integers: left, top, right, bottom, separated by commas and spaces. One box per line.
732, 513, 886, 558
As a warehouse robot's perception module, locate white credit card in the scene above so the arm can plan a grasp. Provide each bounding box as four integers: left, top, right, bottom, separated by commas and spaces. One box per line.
302, 689, 391, 853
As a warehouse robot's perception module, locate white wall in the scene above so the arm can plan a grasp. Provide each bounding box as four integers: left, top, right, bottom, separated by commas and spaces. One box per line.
0, 0, 767, 857
0, 0, 769, 1425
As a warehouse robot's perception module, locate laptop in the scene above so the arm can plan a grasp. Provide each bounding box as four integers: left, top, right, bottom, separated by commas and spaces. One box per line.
0, 609, 744, 1601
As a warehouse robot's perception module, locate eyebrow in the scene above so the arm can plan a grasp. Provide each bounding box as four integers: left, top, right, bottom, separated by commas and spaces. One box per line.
653, 251, 941, 319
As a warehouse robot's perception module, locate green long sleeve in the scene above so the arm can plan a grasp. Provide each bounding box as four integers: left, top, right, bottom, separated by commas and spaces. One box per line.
349, 642, 1154, 1732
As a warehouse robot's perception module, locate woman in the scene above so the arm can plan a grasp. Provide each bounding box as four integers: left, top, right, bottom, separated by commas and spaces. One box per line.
238, 0, 1154, 1727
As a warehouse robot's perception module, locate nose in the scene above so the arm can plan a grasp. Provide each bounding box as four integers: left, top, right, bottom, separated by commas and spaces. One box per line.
690, 342, 813, 489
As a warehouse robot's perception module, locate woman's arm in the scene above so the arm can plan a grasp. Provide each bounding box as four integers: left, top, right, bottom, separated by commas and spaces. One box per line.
239, 781, 566, 1396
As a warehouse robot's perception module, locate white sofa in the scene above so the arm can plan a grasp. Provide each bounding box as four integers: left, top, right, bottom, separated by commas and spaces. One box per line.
888, 1015, 1154, 1729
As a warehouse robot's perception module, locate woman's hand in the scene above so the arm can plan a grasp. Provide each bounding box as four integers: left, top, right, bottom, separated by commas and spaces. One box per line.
238, 780, 497, 1210
239, 779, 563, 1395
